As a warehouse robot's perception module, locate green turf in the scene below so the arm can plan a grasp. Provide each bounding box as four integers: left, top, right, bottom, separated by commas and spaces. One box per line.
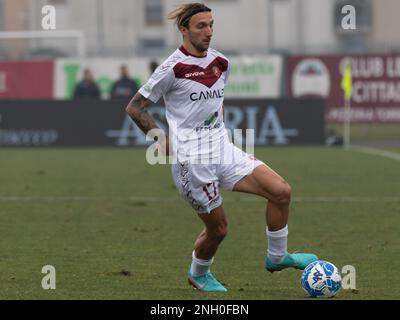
0, 147, 399, 299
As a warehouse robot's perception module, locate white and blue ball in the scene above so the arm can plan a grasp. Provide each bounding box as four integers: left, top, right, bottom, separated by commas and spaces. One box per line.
301, 260, 342, 298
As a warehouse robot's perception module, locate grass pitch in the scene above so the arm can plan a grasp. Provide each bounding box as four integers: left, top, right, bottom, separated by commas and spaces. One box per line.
0, 147, 399, 299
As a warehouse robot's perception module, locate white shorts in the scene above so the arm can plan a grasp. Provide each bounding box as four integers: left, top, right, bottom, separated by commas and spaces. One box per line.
171, 142, 264, 214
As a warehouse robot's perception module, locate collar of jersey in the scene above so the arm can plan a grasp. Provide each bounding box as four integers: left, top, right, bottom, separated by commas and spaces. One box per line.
179, 45, 208, 58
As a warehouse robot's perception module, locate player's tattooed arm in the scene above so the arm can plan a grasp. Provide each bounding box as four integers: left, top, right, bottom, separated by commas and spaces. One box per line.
126, 92, 169, 154
126, 93, 160, 138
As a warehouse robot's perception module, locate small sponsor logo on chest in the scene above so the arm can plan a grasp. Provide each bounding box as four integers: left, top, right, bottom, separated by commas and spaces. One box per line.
185, 71, 206, 78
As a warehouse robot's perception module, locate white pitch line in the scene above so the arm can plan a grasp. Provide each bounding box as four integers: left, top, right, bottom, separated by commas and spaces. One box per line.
351, 146, 400, 161
0, 196, 398, 203
292, 196, 400, 203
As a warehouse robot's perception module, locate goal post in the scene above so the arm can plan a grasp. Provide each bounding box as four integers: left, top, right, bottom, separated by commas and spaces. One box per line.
0, 30, 86, 57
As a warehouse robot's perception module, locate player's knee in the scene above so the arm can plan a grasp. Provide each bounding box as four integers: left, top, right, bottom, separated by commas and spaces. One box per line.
274, 182, 292, 205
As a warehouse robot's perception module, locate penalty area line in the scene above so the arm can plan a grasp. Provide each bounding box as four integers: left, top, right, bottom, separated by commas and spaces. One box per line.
350, 146, 400, 161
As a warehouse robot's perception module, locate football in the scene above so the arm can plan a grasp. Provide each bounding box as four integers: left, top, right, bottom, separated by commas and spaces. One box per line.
301, 260, 342, 298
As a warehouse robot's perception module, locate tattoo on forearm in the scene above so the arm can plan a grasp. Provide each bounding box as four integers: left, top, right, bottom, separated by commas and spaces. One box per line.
127, 94, 158, 135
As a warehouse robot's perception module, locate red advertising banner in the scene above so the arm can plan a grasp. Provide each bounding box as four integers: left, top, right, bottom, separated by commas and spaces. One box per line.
0, 61, 54, 99
287, 55, 400, 123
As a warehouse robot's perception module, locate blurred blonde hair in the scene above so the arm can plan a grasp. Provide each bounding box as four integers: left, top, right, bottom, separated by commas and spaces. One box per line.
168, 3, 211, 28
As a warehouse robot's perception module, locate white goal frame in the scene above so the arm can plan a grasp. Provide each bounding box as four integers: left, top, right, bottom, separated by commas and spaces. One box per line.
0, 30, 86, 57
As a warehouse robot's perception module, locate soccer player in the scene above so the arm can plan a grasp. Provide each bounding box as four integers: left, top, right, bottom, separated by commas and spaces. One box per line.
126, 3, 318, 292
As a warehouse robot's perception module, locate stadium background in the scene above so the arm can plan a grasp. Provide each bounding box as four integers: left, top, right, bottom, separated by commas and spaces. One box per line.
0, 0, 399, 300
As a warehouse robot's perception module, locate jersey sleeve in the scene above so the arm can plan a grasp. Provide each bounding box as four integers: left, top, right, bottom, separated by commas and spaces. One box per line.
138, 65, 175, 103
